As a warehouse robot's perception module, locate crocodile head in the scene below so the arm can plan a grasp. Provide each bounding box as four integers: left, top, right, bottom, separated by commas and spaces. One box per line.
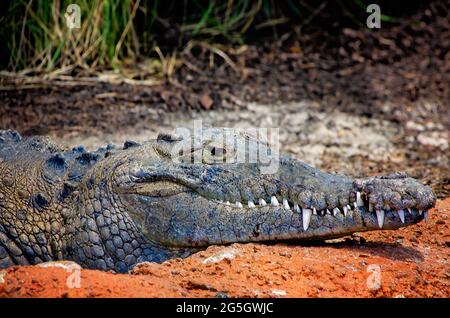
0, 128, 437, 272
103, 128, 436, 249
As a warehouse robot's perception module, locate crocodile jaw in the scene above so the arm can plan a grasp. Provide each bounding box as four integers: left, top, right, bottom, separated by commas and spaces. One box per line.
116, 142, 435, 248
122, 180, 429, 247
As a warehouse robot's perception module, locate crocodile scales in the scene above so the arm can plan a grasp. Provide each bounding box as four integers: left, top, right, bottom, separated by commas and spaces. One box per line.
0, 129, 436, 272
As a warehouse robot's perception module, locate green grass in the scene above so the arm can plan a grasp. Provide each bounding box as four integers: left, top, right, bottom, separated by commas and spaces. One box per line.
0, 0, 412, 74
2, 0, 139, 72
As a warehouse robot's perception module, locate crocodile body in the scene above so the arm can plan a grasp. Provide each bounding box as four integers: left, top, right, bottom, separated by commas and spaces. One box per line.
0, 129, 436, 272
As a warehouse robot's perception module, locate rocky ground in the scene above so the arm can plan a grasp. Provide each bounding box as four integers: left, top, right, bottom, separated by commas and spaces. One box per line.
0, 198, 448, 298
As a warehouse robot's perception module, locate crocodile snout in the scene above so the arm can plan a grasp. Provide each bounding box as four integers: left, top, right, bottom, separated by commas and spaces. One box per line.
353, 173, 436, 228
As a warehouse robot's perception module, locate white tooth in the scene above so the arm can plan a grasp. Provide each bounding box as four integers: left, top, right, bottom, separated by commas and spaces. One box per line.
397, 209, 405, 223
343, 206, 348, 216
376, 210, 385, 228
407, 208, 412, 214
225, 201, 230, 205
218, 200, 223, 203
424, 211, 428, 223
236, 202, 243, 208
259, 198, 267, 206
294, 204, 301, 213
356, 192, 364, 207
313, 208, 317, 215
369, 202, 374, 212
353, 202, 358, 209
271, 196, 279, 206
302, 208, 312, 231
384, 204, 390, 211
347, 204, 352, 211
282, 198, 290, 210
419, 210, 423, 216
248, 201, 256, 208
333, 207, 340, 216
326, 209, 332, 215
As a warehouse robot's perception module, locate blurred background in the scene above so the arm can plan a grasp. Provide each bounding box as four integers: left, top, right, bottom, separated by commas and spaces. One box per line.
0, 0, 448, 197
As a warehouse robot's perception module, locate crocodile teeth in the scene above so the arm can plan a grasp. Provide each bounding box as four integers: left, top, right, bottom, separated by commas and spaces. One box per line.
294, 204, 301, 213
397, 209, 405, 223
407, 208, 412, 214
424, 211, 428, 223
225, 201, 230, 205
326, 209, 332, 215
248, 201, 256, 208
303, 208, 312, 231
282, 198, 290, 210
333, 207, 340, 216
419, 210, 423, 216
347, 204, 352, 211
353, 202, 358, 209
313, 208, 317, 215
343, 206, 348, 216
356, 192, 364, 207
271, 196, 279, 206
376, 210, 385, 228
369, 202, 374, 212
236, 202, 243, 208
259, 198, 267, 206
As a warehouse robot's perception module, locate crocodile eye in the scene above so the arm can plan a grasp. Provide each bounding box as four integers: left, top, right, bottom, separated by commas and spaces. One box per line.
203, 143, 227, 164
210, 146, 226, 157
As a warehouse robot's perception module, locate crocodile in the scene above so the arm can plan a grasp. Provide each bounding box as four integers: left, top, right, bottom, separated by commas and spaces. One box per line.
0, 128, 436, 273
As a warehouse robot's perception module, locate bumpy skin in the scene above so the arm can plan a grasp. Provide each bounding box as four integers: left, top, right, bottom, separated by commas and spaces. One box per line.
0, 129, 436, 273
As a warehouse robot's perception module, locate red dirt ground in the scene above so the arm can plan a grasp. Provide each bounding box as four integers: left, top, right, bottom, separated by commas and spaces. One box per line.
1, 198, 449, 298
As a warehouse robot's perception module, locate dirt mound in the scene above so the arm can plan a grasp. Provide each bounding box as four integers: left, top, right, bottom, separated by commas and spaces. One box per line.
1, 198, 448, 298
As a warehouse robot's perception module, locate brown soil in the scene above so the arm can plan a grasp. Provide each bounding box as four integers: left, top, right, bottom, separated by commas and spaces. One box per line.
1, 198, 448, 298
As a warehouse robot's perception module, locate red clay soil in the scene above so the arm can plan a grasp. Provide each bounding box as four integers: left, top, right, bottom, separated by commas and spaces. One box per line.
1, 198, 449, 298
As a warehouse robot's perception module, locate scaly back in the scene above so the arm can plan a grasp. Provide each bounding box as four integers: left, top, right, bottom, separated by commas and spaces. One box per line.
0, 130, 111, 267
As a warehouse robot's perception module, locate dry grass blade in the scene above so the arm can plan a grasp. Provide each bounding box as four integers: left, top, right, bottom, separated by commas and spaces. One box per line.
114, 0, 141, 64
184, 41, 240, 74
